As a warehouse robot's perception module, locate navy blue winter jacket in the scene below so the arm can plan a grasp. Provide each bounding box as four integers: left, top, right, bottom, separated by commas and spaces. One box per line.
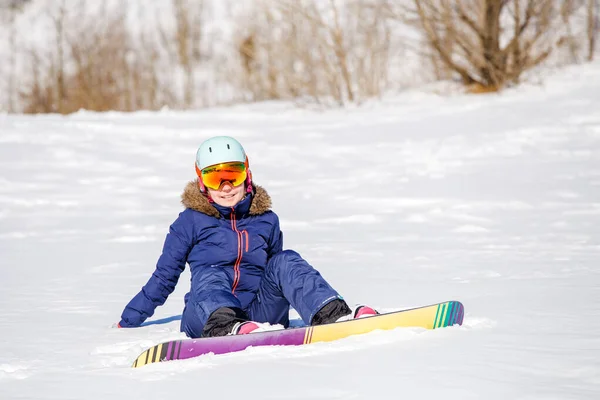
119, 181, 282, 328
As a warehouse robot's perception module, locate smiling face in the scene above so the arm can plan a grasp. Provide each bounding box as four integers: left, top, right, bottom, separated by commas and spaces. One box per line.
207, 181, 246, 207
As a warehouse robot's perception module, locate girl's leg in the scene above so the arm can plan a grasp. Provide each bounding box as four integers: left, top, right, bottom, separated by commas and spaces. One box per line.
181, 267, 245, 338
248, 250, 350, 326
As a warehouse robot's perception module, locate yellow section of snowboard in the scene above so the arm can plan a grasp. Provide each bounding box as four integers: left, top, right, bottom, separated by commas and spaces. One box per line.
309, 303, 439, 343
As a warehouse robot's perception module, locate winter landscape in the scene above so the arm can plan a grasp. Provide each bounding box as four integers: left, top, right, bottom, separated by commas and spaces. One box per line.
1, 58, 599, 398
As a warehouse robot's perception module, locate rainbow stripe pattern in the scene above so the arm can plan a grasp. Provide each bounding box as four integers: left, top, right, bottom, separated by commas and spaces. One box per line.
132, 300, 464, 368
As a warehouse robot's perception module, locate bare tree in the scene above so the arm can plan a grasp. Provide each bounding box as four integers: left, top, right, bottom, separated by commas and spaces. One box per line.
565, 2, 579, 63
52, 0, 67, 112
20, 47, 55, 113
20, 1, 174, 113
589, 0, 599, 60
4, 0, 26, 112
231, 0, 395, 106
409, 0, 581, 90
172, 0, 204, 107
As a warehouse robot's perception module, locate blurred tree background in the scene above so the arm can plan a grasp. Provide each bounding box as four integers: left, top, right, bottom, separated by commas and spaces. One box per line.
0, 0, 598, 113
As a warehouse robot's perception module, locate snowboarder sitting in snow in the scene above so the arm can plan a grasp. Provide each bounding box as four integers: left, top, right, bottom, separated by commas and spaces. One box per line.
117, 136, 377, 337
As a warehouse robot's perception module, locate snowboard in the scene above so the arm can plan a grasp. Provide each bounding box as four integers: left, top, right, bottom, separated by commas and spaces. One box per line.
132, 300, 464, 368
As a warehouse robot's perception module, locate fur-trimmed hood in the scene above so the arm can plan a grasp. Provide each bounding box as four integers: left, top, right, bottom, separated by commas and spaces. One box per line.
181, 179, 272, 218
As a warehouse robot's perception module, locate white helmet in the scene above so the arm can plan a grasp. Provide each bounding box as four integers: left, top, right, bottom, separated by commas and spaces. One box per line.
195, 136, 252, 193
195, 136, 248, 170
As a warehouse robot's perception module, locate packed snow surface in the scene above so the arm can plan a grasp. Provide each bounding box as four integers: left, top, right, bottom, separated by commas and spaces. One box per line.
1, 63, 599, 399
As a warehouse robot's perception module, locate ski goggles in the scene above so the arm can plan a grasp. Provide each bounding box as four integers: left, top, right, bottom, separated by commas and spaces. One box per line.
200, 161, 247, 190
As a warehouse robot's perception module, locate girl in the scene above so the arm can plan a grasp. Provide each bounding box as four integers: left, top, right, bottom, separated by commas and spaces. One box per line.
118, 136, 376, 337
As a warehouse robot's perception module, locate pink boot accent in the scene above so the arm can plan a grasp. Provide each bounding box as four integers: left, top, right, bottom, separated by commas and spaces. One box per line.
232, 321, 283, 335
236, 321, 260, 335
354, 305, 378, 319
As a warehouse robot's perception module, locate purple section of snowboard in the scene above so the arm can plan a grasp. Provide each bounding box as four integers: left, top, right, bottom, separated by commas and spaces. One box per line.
170, 326, 308, 361
457, 303, 464, 325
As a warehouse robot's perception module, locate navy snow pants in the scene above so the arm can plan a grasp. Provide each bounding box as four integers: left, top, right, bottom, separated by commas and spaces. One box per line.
180, 250, 342, 338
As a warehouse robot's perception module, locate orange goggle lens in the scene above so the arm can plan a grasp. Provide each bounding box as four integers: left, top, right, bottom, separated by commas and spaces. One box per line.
200, 162, 247, 190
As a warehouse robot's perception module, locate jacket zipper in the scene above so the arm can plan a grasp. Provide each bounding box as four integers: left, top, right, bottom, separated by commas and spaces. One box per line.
231, 208, 243, 294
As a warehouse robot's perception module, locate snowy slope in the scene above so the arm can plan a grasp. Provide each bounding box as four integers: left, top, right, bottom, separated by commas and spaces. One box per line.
1, 62, 600, 399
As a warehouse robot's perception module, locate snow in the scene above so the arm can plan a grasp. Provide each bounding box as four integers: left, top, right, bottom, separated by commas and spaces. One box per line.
1, 61, 600, 399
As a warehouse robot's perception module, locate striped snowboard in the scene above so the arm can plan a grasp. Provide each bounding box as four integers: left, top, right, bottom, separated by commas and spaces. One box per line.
132, 300, 464, 368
